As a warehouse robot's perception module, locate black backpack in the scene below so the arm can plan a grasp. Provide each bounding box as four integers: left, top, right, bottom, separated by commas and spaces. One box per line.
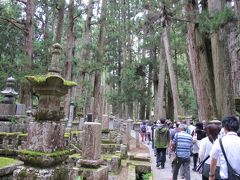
141, 125, 146, 133
219, 138, 240, 180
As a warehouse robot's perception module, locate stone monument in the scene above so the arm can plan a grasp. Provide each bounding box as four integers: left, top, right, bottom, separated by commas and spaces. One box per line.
0, 77, 27, 132
71, 122, 108, 180
13, 43, 77, 179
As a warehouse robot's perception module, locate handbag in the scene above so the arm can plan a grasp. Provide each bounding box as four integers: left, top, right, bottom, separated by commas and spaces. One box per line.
196, 155, 210, 173
219, 138, 240, 180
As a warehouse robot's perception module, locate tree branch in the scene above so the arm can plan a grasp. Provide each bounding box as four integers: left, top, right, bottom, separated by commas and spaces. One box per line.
0, 17, 27, 33
16, 0, 27, 5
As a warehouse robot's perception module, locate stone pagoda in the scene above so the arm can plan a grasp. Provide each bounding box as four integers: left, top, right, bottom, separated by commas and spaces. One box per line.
13, 43, 77, 179
0, 77, 27, 132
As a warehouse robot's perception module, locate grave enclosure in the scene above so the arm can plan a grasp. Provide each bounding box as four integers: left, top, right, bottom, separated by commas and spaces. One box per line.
0, 44, 152, 180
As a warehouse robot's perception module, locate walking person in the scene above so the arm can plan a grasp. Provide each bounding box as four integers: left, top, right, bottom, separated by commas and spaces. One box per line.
140, 122, 147, 143
154, 118, 170, 168
171, 124, 193, 180
209, 116, 240, 180
191, 122, 206, 171
199, 124, 221, 180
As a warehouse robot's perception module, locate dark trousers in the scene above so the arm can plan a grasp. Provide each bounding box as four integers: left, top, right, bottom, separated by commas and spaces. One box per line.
172, 157, 190, 180
156, 148, 167, 166
192, 153, 198, 168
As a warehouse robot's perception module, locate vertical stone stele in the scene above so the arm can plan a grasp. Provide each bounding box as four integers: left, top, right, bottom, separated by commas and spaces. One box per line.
13, 43, 77, 180
70, 122, 108, 180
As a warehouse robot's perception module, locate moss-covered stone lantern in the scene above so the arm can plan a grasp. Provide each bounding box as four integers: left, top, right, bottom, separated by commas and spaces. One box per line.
14, 44, 77, 179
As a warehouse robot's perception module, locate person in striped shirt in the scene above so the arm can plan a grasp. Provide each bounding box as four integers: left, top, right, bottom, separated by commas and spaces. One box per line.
171, 124, 193, 180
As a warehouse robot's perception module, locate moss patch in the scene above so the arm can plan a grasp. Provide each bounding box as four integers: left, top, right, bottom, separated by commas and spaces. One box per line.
19, 133, 28, 137
19, 150, 70, 168
0, 157, 18, 168
102, 129, 110, 133
20, 150, 69, 157
25, 75, 77, 87
101, 139, 115, 144
0, 132, 20, 136
69, 153, 81, 159
71, 131, 81, 135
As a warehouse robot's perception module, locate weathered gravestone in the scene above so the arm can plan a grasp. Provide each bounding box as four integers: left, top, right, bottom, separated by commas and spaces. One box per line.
70, 122, 108, 180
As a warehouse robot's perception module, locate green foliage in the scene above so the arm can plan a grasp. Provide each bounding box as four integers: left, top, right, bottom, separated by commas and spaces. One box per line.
198, 8, 235, 33
143, 172, 152, 180
0, 157, 18, 168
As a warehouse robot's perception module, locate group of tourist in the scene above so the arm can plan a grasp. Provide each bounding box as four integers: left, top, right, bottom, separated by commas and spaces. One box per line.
140, 115, 240, 180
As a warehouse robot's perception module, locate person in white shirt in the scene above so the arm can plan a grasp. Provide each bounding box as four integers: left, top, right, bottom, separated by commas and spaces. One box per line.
209, 116, 240, 180
199, 124, 221, 180
188, 120, 196, 135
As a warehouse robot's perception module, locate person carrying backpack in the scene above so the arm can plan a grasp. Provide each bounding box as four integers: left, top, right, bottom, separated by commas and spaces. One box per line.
155, 118, 170, 169
209, 116, 240, 180
140, 122, 147, 143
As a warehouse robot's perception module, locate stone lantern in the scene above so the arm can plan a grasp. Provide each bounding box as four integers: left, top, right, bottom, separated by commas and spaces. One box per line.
14, 44, 77, 179
0, 77, 18, 104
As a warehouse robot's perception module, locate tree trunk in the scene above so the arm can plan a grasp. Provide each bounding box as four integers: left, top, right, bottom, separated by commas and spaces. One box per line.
93, 0, 107, 121
74, 0, 94, 114
185, 1, 216, 121
165, 74, 174, 120
208, 0, 235, 118
53, 0, 65, 43
19, 0, 35, 108
64, 0, 74, 118
162, 27, 181, 120
154, 48, 166, 121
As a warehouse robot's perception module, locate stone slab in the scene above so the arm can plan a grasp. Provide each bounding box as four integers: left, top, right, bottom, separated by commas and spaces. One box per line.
0, 160, 23, 176
70, 165, 108, 180
102, 114, 109, 129
0, 104, 16, 116
82, 122, 101, 160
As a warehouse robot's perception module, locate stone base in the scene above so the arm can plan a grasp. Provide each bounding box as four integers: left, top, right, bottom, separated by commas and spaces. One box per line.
13, 165, 69, 180
27, 121, 65, 152
78, 159, 103, 168
70, 165, 108, 180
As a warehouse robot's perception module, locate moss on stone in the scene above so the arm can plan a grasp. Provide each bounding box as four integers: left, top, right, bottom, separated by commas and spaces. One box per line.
69, 153, 81, 159
101, 139, 115, 144
19, 133, 28, 137
64, 133, 70, 138
0, 157, 18, 168
20, 150, 69, 157
25, 75, 77, 87
19, 150, 70, 168
0, 132, 19, 136
71, 131, 81, 135
102, 129, 110, 133
18, 169, 28, 179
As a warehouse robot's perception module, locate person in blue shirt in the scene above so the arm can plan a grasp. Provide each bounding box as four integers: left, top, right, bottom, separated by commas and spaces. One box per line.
171, 124, 193, 180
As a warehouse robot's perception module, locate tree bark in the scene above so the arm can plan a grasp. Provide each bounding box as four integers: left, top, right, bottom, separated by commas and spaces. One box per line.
185, 1, 216, 121
53, 0, 65, 43
162, 27, 181, 120
19, 0, 35, 108
74, 0, 94, 114
208, 0, 235, 118
93, 0, 107, 121
64, 0, 74, 118
154, 48, 166, 121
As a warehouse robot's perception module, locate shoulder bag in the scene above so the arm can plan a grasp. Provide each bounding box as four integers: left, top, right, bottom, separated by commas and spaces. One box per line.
219, 138, 240, 180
